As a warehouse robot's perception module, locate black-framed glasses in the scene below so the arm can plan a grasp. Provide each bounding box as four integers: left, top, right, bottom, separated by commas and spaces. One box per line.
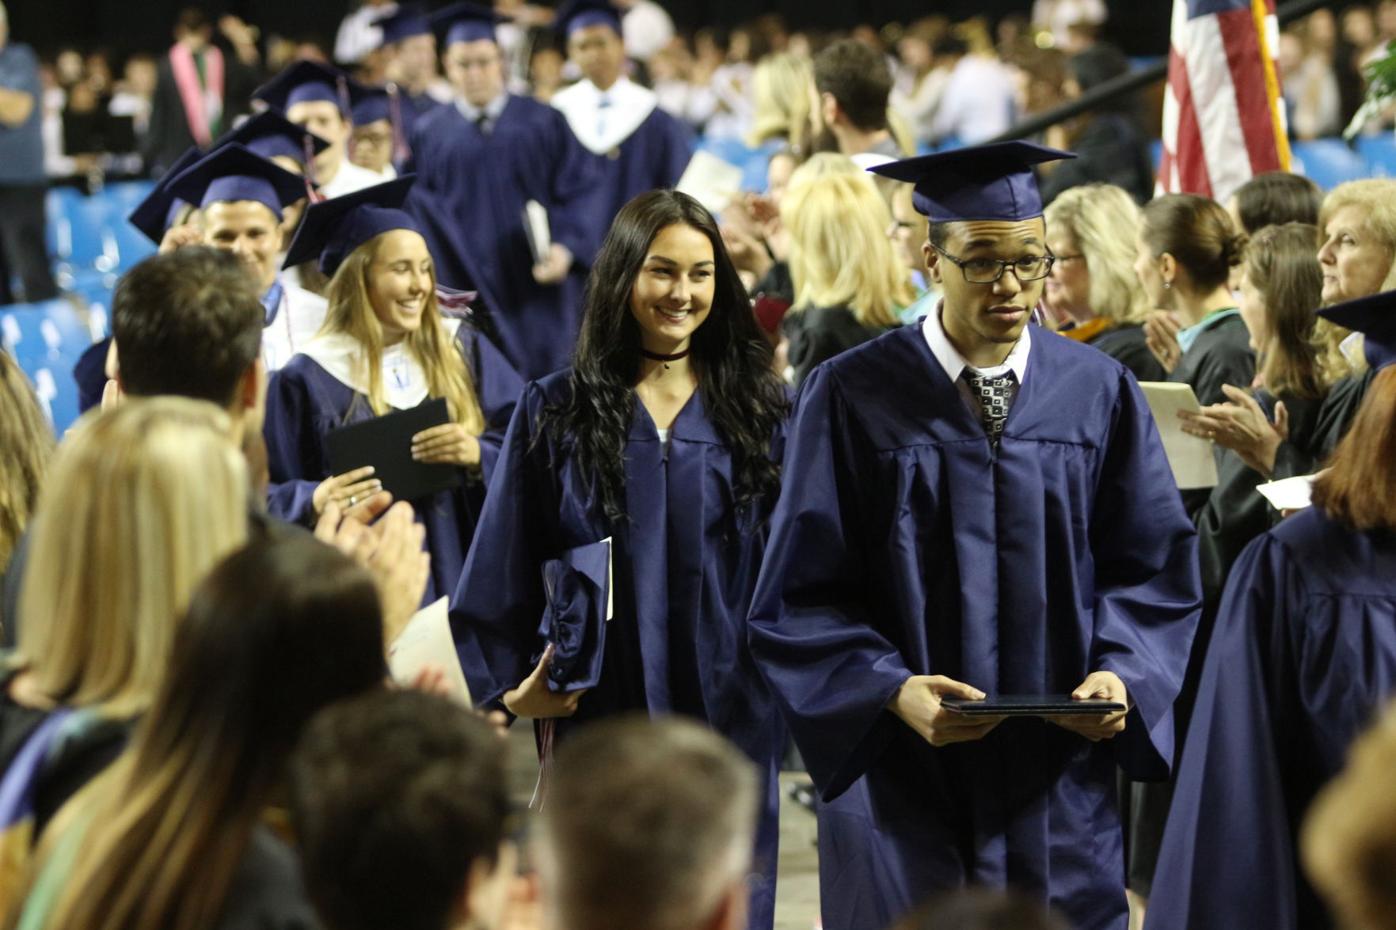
931, 242, 1056, 284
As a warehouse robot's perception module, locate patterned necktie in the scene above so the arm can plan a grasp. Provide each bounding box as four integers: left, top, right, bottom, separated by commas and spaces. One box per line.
474, 112, 491, 136
963, 370, 1018, 448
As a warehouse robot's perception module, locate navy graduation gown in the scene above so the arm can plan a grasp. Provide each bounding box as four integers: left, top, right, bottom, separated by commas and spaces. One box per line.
579, 107, 693, 239
1145, 507, 1396, 930
406, 97, 601, 381
450, 373, 786, 930
262, 325, 522, 604
746, 325, 1201, 930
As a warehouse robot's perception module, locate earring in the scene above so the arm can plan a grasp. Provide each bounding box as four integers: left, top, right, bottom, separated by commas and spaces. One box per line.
1163, 280, 1172, 289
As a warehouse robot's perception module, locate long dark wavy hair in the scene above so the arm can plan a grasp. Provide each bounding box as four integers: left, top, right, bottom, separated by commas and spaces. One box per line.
546, 189, 789, 525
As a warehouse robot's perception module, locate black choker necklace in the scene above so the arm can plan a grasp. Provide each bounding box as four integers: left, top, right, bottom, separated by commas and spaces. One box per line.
642, 347, 690, 370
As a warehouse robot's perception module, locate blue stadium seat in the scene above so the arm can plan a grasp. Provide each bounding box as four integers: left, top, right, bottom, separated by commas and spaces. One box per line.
1355, 135, 1396, 179
1, 298, 95, 433
1292, 139, 1370, 190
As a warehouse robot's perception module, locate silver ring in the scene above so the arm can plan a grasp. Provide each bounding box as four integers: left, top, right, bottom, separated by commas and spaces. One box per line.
348, 495, 358, 507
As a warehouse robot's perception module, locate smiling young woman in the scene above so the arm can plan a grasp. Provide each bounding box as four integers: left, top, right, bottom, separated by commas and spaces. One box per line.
451, 189, 790, 930
262, 178, 523, 605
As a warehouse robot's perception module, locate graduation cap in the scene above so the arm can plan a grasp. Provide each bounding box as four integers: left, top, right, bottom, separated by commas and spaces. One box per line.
1317, 290, 1396, 372
215, 110, 329, 168
553, 0, 622, 38
535, 538, 612, 693
282, 175, 422, 275
868, 140, 1076, 223
348, 82, 392, 127
373, 4, 433, 46
167, 143, 310, 221
127, 146, 204, 245
431, 1, 510, 47
252, 60, 350, 116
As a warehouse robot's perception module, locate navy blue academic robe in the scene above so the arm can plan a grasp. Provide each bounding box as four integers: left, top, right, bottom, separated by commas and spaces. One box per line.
747, 325, 1202, 930
576, 108, 693, 237
262, 325, 522, 604
406, 97, 601, 381
450, 373, 786, 930
1145, 506, 1396, 930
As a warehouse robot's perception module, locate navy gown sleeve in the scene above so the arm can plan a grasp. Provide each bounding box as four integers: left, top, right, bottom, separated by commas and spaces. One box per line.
746, 364, 914, 800
1143, 533, 1303, 930
462, 325, 524, 488
450, 382, 555, 707
543, 109, 603, 270
263, 367, 322, 525
1088, 372, 1203, 779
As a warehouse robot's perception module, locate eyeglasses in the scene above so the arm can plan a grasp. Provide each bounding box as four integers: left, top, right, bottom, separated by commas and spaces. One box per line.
931, 242, 1056, 284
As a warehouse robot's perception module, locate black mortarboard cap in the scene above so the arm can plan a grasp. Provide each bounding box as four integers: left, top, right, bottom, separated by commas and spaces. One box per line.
127, 146, 203, 244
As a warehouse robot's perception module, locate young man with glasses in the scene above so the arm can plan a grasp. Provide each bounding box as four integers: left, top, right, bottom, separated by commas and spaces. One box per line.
747, 141, 1202, 930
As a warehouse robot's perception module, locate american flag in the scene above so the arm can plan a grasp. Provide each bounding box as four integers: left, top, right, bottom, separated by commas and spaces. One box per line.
1157, 0, 1291, 202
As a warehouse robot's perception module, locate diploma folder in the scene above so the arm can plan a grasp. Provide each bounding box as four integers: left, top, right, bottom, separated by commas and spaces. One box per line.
1138, 381, 1220, 490
940, 695, 1127, 717
324, 397, 462, 503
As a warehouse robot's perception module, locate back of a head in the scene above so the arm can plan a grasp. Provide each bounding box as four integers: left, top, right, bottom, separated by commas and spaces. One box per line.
895, 889, 1071, 930
112, 247, 263, 407
1232, 171, 1323, 234
1243, 222, 1324, 397
1312, 365, 1396, 532
15, 398, 249, 717
538, 716, 759, 930
1068, 43, 1131, 113
749, 53, 814, 150
291, 689, 509, 930
1044, 183, 1148, 323
1140, 193, 1245, 292
1304, 701, 1396, 930
0, 352, 52, 570
813, 38, 892, 133
781, 170, 909, 327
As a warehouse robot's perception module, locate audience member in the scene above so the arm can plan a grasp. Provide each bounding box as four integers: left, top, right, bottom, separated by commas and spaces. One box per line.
452, 189, 788, 930
10, 533, 392, 930
1304, 701, 1396, 930
616, 0, 676, 64
1136, 193, 1252, 408
143, 7, 258, 176
0, 2, 59, 303
265, 179, 520, 603
290, 689, 518, 930
1146, 291, 1396, 930
335, 0, 399, 67
812, 38, 902, 167
925, 33, 1017, 146
536, 717, 759, 930
0, 399, 248, 869
1038, 44, 1155, 205
1226, 171, 1323, 236
1042, 184, 1162, 380
0, 353, 52, 642
780, 169, 912, 384
746, 53, 812, 155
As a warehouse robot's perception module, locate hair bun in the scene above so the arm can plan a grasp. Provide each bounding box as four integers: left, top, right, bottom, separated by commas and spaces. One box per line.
1223, 232, 1248, 267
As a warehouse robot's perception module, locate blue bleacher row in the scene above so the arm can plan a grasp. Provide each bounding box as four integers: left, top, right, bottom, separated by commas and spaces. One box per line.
5, 134, 1396, 435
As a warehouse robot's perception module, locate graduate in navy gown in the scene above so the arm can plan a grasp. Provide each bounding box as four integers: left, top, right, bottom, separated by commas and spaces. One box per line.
263, 177, 522, 604
1145, 291, 1396, 930
451, 190, 790, 929
747, 143, 1202, 930
373, 5, 452, 120
75, 146, 206, 412
550, 0, 694, 232
405, 2, 601, 381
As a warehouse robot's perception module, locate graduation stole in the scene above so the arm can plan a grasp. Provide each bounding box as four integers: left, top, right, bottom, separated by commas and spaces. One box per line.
169, 43, 224, 146
1061, 317, 1113, 343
